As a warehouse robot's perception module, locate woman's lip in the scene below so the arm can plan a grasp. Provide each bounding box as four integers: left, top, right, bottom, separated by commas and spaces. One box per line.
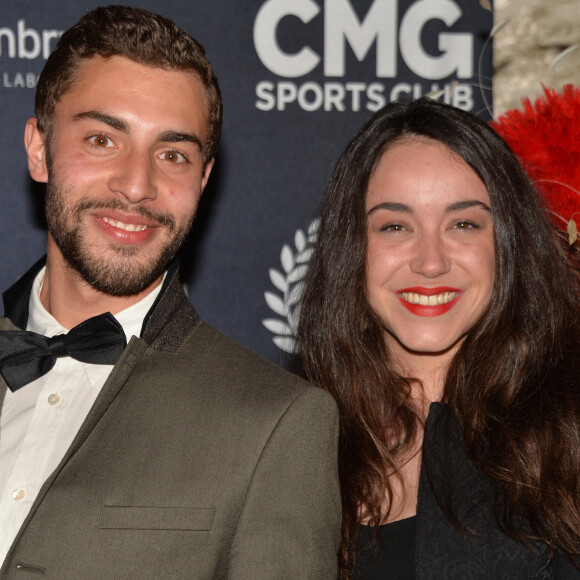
397, 296, 460, 317
398, 286, 460, 296
397, 287, 461, 317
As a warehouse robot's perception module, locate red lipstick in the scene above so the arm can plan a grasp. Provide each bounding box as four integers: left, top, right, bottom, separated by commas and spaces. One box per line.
397, 287, 461, 317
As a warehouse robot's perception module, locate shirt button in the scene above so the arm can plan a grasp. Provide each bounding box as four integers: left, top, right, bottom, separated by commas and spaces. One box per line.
11, 488, 25, 502
47, 393, 61, 406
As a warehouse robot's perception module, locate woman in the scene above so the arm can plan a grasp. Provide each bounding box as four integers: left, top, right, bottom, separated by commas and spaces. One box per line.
298, 98, 580, 579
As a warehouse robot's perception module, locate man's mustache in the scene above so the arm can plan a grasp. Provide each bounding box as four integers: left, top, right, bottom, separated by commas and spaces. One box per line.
74, 198, 176, 232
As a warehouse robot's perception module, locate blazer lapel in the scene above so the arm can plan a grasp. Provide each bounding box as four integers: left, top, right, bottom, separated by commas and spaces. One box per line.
6, 337, 148, 549
0, 259, 201, 551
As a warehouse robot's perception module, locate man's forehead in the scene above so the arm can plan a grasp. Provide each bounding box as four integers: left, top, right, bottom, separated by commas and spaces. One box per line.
53, 55, 210, 134
67, 54, 206, 97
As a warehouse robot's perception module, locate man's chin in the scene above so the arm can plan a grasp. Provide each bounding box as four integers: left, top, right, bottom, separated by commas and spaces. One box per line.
66, 252, 170, 297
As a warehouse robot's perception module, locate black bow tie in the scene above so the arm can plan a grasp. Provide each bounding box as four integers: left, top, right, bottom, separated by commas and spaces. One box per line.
0, 313, 127, 392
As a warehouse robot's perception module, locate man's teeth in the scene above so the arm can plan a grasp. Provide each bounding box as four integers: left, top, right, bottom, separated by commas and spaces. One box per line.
401, 291, 456, 306
102, 217, 148, 232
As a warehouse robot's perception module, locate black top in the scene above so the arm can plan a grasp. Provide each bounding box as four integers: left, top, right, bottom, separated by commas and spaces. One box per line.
349, 404, 579, 579
355, 517, 416, 579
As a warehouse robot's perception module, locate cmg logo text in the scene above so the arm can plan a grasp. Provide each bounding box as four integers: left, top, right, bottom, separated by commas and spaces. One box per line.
253, 0, 481, 112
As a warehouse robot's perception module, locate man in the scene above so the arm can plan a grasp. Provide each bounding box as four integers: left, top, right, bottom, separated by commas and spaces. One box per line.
0, 6, 340, 578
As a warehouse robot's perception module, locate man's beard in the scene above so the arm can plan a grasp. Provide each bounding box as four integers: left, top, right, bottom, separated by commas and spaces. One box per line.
45, 179, 194, 296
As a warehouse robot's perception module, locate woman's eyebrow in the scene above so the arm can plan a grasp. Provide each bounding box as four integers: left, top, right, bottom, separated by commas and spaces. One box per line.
367, 202, 413, 216
446, 200, 491, 213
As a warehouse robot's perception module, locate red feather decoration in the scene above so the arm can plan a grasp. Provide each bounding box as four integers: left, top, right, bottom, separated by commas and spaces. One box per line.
490, 84, 580, 245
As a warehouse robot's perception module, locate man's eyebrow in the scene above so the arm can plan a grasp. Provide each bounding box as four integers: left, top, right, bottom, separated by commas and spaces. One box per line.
158, 131, 203, 151
72, 112, 203, 151
367, 202, 413, 216
446, 200, 491, 213
73, 111, 128, 132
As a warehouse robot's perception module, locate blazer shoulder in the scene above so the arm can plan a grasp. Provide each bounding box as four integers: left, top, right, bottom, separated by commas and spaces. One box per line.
185, 319, 336, 407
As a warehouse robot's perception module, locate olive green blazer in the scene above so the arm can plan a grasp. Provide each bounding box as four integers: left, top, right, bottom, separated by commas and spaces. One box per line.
0, 264, 341, 579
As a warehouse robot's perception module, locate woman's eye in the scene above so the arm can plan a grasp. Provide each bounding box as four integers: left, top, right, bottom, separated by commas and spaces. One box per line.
453, 221, 480, 230
380, 223, 406, 232
160, 150, 187, 164
88, 134, 114, 148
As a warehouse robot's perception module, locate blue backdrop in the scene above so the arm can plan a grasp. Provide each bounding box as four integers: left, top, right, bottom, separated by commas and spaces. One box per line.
0, 0, 493, 365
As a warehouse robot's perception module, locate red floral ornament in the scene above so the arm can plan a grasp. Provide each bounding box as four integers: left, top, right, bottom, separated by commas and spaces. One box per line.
490, 84, 580, 245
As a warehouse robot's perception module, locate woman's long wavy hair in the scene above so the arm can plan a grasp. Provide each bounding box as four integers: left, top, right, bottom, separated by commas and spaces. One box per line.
298, 98, 580, 578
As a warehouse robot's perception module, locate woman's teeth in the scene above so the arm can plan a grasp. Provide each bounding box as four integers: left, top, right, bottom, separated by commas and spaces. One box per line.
400, 291, 456, 306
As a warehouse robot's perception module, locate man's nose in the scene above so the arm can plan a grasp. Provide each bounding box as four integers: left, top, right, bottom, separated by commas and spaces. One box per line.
107, 150, 158, 204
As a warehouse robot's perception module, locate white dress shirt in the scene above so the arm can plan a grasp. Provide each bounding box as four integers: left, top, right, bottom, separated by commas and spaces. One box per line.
0, 267, 164, 564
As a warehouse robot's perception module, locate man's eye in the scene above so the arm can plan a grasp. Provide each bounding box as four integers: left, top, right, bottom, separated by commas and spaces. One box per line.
160, 150, 187, 164
88, 134, 114, 148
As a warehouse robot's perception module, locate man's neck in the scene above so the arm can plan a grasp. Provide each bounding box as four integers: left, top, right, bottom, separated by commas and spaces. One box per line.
41, 252, 163, 330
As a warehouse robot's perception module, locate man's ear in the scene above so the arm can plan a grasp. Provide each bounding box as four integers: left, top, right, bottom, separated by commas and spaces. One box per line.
24, 118, 49, 183
201, 157, 215, 192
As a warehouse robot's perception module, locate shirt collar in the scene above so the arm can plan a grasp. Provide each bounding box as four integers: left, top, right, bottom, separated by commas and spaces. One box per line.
27, 266, 165, 343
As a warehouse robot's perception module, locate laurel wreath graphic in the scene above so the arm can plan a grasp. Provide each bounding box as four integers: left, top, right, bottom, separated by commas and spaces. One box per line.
262, 219, 320, 353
